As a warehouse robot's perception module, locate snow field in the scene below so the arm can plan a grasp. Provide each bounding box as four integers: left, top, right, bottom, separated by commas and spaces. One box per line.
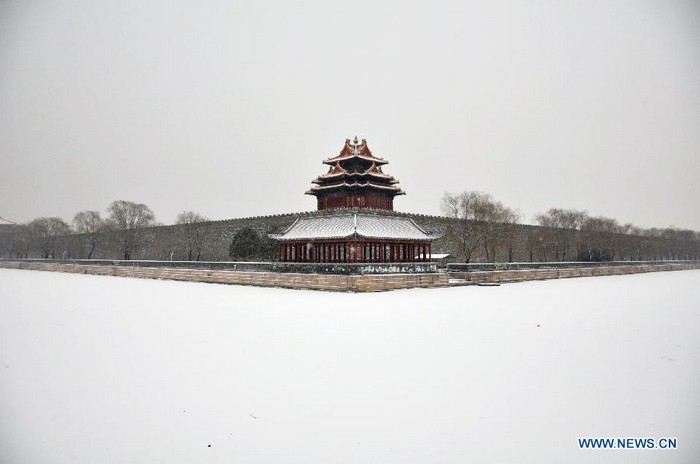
1, 268, 699, 463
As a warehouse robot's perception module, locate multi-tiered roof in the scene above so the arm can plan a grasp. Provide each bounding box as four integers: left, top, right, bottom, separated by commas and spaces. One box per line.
271, 137, 439, 263
306, 137, 405, 211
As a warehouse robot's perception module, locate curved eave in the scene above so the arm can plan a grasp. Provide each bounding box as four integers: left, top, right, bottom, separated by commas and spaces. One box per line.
354, 233, 439, 241
305, 182, 406, 194
322, 154, 388, 166
274, 234, 353, 242
312, 171, 398, 183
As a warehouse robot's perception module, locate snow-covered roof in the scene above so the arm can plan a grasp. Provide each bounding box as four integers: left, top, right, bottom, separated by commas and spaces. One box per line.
0, 216, 16, 226
323, 153, 388, 165
322, 137, 389, 165
271, 213, 440, 241
315, 170, 394, 181
306, 181, 405, 193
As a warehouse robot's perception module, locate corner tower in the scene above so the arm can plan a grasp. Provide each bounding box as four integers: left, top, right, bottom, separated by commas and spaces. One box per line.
305, 137, 405, 210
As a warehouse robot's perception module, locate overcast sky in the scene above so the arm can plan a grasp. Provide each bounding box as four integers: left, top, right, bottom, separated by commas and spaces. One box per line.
1, 0, 698, 230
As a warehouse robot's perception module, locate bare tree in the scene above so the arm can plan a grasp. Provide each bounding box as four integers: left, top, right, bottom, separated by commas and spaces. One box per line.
73, 210, 104, 259
11, 224, 31, 258
495, 207, 520, 262
442, 192, 487, 263
175, 211, 209, 261
580, 216, 619, 261
27, 217, 71, 258
106, 200, 155, 260
480, 202, 520, 262
441, 191, 518, 263
535, 208, 588, 261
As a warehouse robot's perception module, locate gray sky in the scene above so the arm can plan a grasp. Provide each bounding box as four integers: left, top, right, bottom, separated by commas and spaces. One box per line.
1, 0, 699, 230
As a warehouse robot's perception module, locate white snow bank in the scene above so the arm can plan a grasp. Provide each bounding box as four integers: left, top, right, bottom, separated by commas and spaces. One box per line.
1, 269, 698, 463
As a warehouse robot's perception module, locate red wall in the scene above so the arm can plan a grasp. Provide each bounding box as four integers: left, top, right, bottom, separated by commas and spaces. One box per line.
318, 192, 394, 211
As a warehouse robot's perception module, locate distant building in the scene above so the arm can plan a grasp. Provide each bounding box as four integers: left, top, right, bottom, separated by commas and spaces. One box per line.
272, 137, 440, 262
0, 217, 16, 229
416, 253, 453, 267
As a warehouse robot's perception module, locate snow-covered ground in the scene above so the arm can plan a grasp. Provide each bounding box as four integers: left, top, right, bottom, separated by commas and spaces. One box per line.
1, 268, 698, 464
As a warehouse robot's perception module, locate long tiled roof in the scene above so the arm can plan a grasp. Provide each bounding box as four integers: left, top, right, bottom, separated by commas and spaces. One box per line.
0, 216, 16, 226
271, 213, 439, 241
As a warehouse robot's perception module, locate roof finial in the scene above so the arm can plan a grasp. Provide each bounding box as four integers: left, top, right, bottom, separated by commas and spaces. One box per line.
353, 135, 359, 144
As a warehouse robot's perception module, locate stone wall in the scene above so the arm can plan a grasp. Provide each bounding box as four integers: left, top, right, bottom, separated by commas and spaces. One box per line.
446, 260, 697, 272
0, 260, 448, 292
2, 260, 698, 292
448, 262, 700, 284
0, 258, 437, 275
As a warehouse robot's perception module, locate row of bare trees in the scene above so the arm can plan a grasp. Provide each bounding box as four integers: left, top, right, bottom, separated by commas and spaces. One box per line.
534, 208, 700, 262
0, 201, 213, 261
441, 191, 520, 263
441, 191, 700, 263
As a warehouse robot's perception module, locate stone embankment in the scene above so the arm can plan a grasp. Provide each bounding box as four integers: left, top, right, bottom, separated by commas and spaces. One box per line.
447, 262, 700, 285
0, 260, 698, 292
0, 260, 447, 292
